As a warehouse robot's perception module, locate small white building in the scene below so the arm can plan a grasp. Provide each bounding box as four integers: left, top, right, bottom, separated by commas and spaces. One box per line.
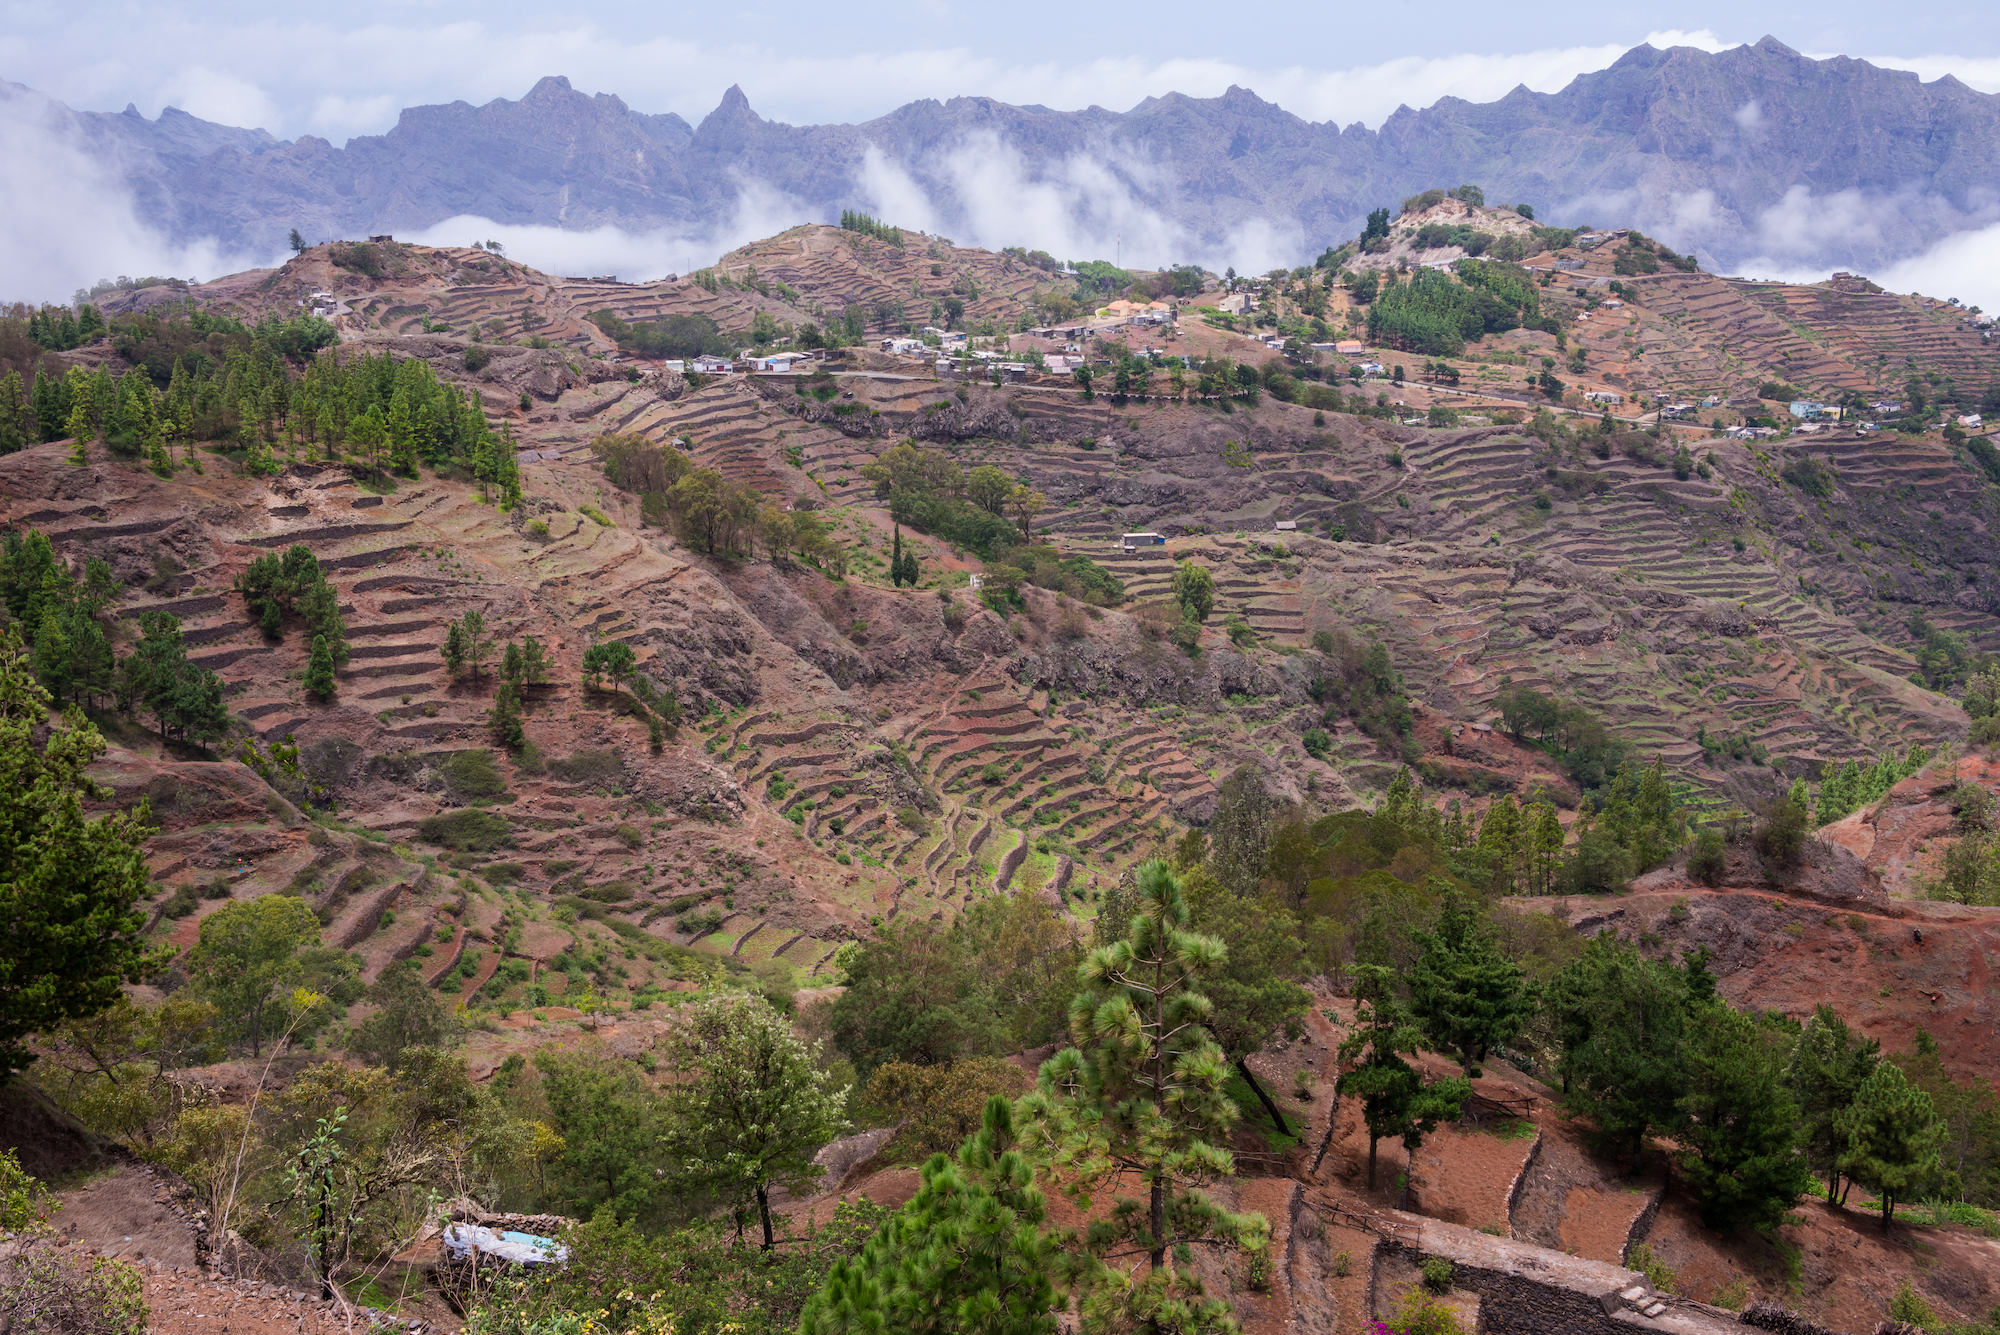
691, 355, 733, 374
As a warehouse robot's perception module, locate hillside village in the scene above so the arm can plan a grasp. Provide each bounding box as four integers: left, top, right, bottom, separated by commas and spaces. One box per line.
2, 194, 1998, 1335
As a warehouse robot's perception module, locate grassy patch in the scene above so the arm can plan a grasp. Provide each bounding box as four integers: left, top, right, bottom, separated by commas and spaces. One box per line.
1223, 1071, 1299, 1152
1476, 1118, 1537, 1142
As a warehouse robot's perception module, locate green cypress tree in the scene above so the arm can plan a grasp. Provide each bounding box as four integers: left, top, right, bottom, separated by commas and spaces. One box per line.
1551, 933, 1692, 1172
490, 680, 523, 749
1837, 1060, 1948, 1231
1785, 1004, 1881, 1203
303, 634, 336, 699
1478, 795, 1522, 894
442, 619, 468, 678
1339, 963, 1472, 1195
1673, 1003, 1816, 1231
1409, 888, 1533, 1077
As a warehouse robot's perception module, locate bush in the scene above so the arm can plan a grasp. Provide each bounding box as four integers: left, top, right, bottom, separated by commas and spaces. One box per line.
863, 1057, 1031, 1160
1388, 1288, 1466, 1335
1420, 1256, 1455, 1293
463, 344, 492, 372
1755, 797, 1808, 872
441, 748, 509, 800
0, 1226, 148, 1335
548, 750, 624, 785
416, 809, 513, 851
1302, 727, 1333, 760
614, 822, 644, 850
1688, 829, 1727, 886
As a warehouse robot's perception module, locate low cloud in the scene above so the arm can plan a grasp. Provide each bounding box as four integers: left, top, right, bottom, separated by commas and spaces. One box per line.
857, 132, 1301, 275
0, 85, 271, 304
406, 177, 809, 283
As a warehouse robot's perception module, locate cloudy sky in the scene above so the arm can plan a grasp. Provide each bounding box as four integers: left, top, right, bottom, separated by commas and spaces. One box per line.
6, 1, 2000, 302
5, 0, 1999, 139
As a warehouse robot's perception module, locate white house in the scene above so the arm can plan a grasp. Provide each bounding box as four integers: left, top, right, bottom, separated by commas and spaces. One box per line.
691, 355, 733, 374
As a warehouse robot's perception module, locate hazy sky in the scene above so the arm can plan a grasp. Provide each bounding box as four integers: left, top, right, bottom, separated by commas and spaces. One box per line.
4, 0, 1999, 139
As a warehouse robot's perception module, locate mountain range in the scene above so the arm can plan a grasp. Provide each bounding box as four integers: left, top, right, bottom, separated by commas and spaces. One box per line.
12, 35, 2000, 274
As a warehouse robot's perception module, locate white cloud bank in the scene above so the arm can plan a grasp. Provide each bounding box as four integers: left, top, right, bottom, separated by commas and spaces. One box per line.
0, 85, 274, 304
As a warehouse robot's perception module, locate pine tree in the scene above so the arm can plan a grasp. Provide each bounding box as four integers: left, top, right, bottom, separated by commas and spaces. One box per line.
1339, 963, 1472, 1196
0, 628, 161, 1075
519, 634, 549, 685
1015, 859, 1266, 1332
1785, 1004, 1881, 1203
1838, 1060, 1948, 1231
1409, 889, 1533, 1077
303, 635, 336, 699
442, 619, 468, 678
490, 681, 523, 749
459, 610, 491, 678
802, 1096, 1064, 1335
1673, 1003, 1816, 1232
1478, 795, 1522, 894
1550, 934, 1695, 1172
1527, 800, 1564, 894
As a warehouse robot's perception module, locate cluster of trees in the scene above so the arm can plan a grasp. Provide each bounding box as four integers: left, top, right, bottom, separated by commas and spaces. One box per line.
1557, 956, 1980, 1232
22, 302, 108, 351
236, 543, 350, 697
837, 210, 905, 246
1307, 627, 1419, 761
818, 862, 1270, 1335
588, 310, 733, 361
1366, 262, 1555, 357
1493, 680, 1632, 794
1, 307, 519, 503
594, 432, 846, 569
1905, 611, 1995, 696
1811, 746, 1933, 827
1, 529, 230, 742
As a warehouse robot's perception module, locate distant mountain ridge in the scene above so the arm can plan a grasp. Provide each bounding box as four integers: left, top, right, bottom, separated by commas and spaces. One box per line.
11, 35, 2000, 273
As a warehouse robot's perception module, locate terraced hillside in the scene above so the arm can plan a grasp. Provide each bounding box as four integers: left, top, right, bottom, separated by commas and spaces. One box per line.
109, 224, 1066, 356
22, 231, 2000, 1014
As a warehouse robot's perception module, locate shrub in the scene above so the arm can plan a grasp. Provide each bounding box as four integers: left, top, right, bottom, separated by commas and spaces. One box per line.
1388, 1289, 1465, 1335
1420, 1256, 1455, 1293
416, 809, 513, 851
1626, 1242, 1676, 1294
463, 344, 492, 372
1755, 796, 1808, 872
441, 748, 509, 800
1, 1227, 148, 1335
1688, 829, 1727, 886
547, 750, 624, 785
159, 883, 201, 918
614, 823, 644, 850
1302, 727, 1333, 760
864, 1057, 1031, 1160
